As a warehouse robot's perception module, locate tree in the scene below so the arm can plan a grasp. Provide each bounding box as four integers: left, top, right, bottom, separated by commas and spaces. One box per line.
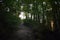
0, 0, 21, 40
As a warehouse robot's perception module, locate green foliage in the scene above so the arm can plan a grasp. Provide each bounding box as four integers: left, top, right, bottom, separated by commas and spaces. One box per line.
0, 0, 21, 34
4, 13, 20, 31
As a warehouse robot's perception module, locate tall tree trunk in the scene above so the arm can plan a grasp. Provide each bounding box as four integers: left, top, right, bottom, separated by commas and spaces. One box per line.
51, 1, 59, 31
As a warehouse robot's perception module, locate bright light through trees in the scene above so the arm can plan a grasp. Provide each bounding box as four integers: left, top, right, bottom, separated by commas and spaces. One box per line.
19, 12, 26, 20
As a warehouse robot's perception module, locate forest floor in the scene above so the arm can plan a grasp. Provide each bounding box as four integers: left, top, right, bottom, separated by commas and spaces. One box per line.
10, 23, 33, 40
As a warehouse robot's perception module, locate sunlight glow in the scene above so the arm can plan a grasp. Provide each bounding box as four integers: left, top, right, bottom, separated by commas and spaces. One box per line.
43, 2, 46, 5
29, 13, 31, 18
19, 12, 26, 20
21, 6, 24, 10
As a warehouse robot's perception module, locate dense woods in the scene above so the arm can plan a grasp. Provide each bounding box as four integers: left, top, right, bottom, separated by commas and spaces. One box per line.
0, 0, 60, 40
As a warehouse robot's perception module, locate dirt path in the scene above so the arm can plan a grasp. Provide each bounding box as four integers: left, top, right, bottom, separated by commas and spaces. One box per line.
11, 23, 33, 40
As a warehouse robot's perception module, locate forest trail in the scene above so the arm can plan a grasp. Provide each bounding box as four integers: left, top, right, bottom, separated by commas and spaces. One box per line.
11, 23, 33, 40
